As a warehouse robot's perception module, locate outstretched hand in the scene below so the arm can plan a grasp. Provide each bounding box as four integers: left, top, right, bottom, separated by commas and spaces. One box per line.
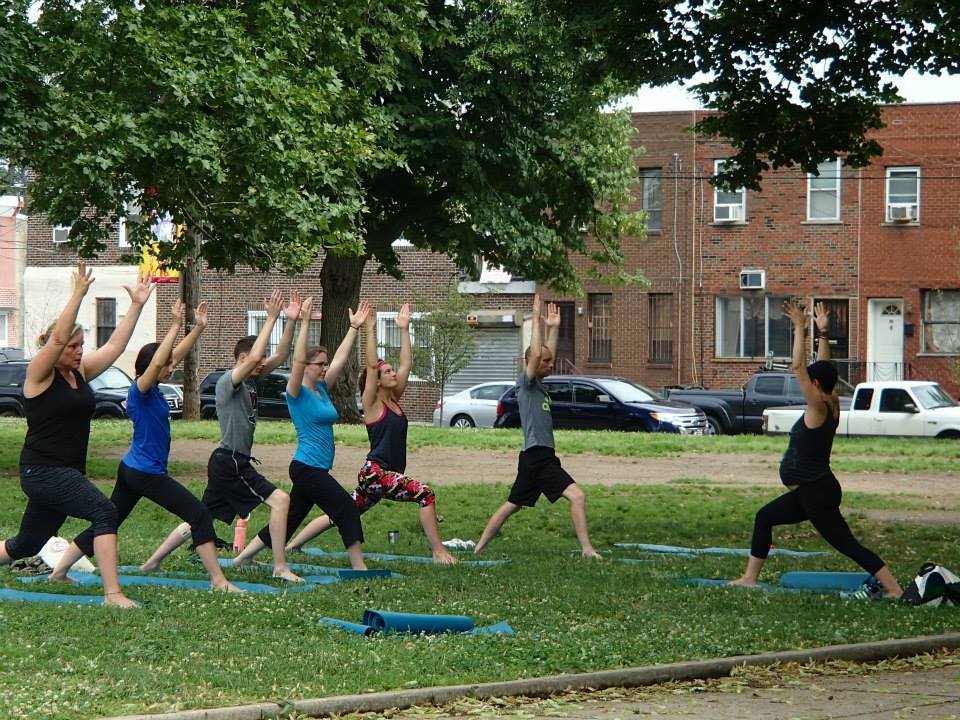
531, 293, 542, 318
170, 300, 185, 325
123, 270, 155, 305
544, 302, 561, 328
299, 296, 315, 320
783, 299, 807, 327
395, 303, 411, 330
284, 290, 303, 322
814, 301, 830, 335
265, 289, 283, 318
72, 262, 95, 296
350, 300, 371, 329
194, 301, 209, 329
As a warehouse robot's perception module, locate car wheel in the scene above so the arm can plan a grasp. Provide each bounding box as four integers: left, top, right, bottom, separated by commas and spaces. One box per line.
450, 414, 475, 429
936, 430, 960, 439
705, 416, 723, 435
201, 407, 217, 420
0, 408, 19, 417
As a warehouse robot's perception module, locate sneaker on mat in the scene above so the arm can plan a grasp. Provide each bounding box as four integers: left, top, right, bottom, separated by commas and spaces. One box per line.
840, 576, 884, 601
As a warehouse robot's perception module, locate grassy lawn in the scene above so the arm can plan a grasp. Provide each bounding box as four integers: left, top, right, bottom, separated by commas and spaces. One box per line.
0, 421, 957, 718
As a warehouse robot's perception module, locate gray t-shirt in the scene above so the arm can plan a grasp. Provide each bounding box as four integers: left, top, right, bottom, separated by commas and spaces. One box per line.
216, 371, 257, 455
517, 371, 554, 451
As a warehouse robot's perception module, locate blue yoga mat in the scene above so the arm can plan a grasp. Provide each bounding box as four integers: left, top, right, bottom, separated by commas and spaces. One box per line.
20, 574, 288, 593
320, 609, 515, 636
220, 558, 396, 580
779, 571, 871, 591
0, 587, 108, 605
302, 547, 510, 566
679, 577, 801, 593
616, 543, 830, 558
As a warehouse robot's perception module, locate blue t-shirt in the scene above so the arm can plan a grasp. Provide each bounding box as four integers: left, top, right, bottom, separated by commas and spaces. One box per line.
287, 381, 338, 470
122, 383, 171, 475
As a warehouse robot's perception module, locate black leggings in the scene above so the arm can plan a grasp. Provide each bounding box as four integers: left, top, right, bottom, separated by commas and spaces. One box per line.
255, 460, 363, 550
750, 474, 885, 575
5, 465, 119, 560
73, 461, 216, 557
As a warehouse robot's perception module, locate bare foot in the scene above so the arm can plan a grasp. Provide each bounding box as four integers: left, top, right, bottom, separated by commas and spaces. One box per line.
351, 563, 369, 571
103, 593, 141, 609
231, 556, 251, 566
47, 574, 79, 584
581, 549, 603, 560
432, 549, 458, 565
727, 577, 759, 588
284, 545, 302, 554
139, 562, 159, 572
273, 568, 304, 583
212, 581, 245, 593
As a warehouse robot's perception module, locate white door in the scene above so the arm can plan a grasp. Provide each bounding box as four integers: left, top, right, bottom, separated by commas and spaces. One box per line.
867, 299, 904, 381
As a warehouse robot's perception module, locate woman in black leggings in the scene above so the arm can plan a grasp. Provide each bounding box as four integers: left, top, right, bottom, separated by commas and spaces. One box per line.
729, 301, 902, 600
0, 263, 153, 608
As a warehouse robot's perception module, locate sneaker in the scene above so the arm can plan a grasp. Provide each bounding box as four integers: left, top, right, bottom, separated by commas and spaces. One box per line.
840, 576, 884, 601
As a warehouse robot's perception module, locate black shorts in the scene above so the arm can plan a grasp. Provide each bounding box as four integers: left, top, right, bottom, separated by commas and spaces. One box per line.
201, 448, 277, 523
508, 446, 574, 507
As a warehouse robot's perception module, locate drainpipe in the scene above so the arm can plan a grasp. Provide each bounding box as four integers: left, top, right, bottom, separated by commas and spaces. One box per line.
856, 168, 862, 380
673, 153, 682, 384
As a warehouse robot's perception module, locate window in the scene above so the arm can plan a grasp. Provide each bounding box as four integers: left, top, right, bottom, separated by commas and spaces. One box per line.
376, 311, 432, 380
118, 200, 141, 248
648, 293, 673, 364
96, 298, 117, 348
573, 382, 605, 404
807, 158, 841, 221
921, 290, 960, 354
588, 293, 612, 363
472, 384, 510, 401
52, 225, 71, 244
713, 160, 746, 222
715, 296, 791, 358
879, 388, 914, 413
639, 169, 662, 231
0, 312, 8, 345
853, 388, 874, 410
246, 311, 287, 360
544, 381, 572, 403
886, 167, 920, 223
754, 376, 784, 395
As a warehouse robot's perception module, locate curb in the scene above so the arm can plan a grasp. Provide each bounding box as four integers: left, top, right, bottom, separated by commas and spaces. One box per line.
112, 632, 960, 720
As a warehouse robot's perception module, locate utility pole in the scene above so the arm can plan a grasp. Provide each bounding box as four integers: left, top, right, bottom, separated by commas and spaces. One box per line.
180, 229, 202, 419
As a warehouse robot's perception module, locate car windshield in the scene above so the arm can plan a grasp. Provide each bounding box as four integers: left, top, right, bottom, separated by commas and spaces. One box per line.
596, 379, 657, 403
88, 366, 133, 391
912, 384, 958, 409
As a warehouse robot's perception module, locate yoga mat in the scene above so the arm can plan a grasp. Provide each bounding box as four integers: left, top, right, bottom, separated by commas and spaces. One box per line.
220, 558, 396, 580
302, 548, 510, 566
779, 571, 872, 591
318, 617, 376, 636
469, 620, 516, 637
0, 587, 107, 605
319, 609, 515, 636
678, 577, 800, 593
19, 574, 287, 593
616, 543, 830, 558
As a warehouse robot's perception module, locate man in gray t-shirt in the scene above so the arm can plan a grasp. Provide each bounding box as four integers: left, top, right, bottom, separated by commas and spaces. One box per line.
475, 295, 601, 559
215, 370, 257, 456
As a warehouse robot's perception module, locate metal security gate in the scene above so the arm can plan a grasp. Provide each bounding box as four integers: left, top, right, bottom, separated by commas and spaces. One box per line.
446, 327, 522, 394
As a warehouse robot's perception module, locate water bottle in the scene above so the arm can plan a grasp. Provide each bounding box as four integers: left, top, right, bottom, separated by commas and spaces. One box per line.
233, 517, 248, 551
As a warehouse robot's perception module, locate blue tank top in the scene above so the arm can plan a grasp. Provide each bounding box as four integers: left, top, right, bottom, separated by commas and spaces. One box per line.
123, 383, 171, 475
779, 400, 839, 486
287, 381, 338, 470
365, 402, 408, 473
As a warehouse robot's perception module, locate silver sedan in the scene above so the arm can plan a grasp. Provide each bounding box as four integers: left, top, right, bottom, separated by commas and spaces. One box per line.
432, 382, 515, 428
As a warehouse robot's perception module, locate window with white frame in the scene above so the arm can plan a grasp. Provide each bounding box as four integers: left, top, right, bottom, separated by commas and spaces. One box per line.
0, 312, 8, 345
52, 224, 72, 244
807, 158, 842, 221
921, 290, 960, 354
713, 160, 746, 222
886, 167, 920, 223
716, 296, 791, 358
639, 168, 662, 231
246, 311, 288, 361
376, 311, 432, 380
118, 200, 142, 248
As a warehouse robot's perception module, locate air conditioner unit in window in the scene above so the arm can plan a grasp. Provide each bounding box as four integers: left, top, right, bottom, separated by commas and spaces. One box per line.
889, 205, 917, 223
715, 205, 743, 223
739, 269, 766, 290
52, 226, 71, 244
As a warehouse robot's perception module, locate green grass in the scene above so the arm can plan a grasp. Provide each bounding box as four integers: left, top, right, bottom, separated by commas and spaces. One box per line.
0, 476, 957, 719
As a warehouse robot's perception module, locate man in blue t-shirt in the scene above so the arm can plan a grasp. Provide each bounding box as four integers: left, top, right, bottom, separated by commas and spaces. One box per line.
474, 294, 601, 558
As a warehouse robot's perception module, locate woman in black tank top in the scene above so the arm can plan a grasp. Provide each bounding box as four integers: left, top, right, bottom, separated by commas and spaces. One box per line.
0, 263, 154, 608
729, 301, 902, 600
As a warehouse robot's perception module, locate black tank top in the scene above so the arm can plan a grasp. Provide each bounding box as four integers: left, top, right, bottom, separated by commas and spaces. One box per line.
779, 400, 839, 486
20, 369, 96, 473
365, 402, 408, 473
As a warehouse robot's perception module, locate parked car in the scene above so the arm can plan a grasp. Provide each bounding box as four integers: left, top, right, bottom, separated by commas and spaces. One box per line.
0, 362, 181, 419
493, 375, 707, 434
433, 381, 515, 428
199, 369, 291, 420
666, 369, 851, 435
763, 381, 960, 438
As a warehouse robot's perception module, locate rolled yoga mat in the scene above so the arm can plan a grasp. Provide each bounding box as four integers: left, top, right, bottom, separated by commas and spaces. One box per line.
319, 609, 515, 636
19, 574, 293, 593
302, 547, 510, 566
0, 587, 112, 605
779, 571, 872, 591
616, 543, 830, 557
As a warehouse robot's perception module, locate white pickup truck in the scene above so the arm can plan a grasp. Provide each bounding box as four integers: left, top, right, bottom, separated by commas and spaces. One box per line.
762, 381, 960, 439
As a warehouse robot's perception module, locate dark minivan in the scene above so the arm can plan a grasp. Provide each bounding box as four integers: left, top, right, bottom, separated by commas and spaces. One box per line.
199, 369, 291, 420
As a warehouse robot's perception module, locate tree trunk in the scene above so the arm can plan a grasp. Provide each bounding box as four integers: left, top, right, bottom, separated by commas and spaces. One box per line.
180, 229, 202, 419
320, 252, 368, 423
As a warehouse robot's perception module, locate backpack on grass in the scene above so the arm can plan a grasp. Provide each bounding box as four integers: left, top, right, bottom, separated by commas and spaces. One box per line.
900, 563, 960, 607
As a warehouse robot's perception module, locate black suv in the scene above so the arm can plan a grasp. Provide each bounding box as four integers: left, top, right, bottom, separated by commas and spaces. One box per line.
199, 369, 291, 420
0, 362, 181, 419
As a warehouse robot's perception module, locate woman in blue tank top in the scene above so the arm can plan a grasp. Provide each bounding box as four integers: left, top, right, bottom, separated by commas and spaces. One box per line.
287, 303, 456, 564
0, 263, 153, 608
730, 301, 902, 600
234, 297, 368, 570
49, 300, 241, 591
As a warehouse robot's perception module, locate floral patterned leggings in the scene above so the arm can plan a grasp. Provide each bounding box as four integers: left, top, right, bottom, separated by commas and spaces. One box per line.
353, 460, 437, 513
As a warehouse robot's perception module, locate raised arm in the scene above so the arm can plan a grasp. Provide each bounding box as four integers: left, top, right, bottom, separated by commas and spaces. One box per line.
262, 290, 302, 374
785, 300, 827, 427
814, 301, 832, 362
525, 294, 543, 380
82, 270, 155, 382
25, 263, 94, 395
325, 300, 369, 387
393, 303, 412, 397
544, 301, 561, 358
136, 301, 184, 393
169, 301, 209, 368
361, 308, 381, 413
231, 289, 282, 386
286, 296, 314, 398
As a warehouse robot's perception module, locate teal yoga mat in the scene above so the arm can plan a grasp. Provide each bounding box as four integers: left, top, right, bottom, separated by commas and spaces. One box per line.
319, 609, 516, 636
0, 587, 108, 605
779, 571, 871, 591
19, 574, 294, 593
302, 548, 510, 566
679, 577, 801, 593
219, 558, 396, 580
616, 543, 830, 557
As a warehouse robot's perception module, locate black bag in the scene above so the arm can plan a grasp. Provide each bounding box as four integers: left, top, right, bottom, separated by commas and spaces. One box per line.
900, 562, 960, 607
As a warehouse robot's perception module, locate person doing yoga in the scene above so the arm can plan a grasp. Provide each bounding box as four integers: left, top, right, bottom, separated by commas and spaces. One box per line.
286, 303, 456, 564
233, 298, 368, 570
729, 301, 902, 600
0, 263, 153, 608
49, 299, 241, 592
474, 294, 601, 559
